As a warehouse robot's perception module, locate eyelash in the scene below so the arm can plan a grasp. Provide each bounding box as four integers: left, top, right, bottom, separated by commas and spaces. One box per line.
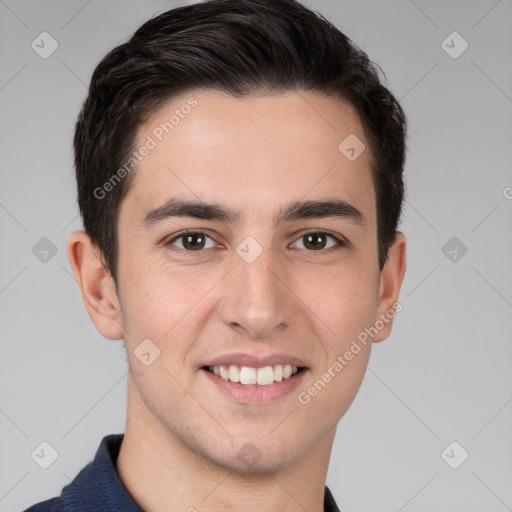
164, 229, 347, 256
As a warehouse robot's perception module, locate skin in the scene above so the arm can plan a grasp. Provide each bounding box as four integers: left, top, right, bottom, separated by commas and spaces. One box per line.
67, 90, 406, 512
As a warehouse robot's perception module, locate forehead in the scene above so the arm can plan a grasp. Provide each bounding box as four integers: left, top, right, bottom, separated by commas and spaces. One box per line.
121, 89, 376, 229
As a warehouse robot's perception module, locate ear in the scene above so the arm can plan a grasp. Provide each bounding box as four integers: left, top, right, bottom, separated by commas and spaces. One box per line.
66, 230, 124, 340
372, 231, 407, 343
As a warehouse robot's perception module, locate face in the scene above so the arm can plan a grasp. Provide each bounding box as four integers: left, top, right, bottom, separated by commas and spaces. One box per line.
100, 90, 403, 472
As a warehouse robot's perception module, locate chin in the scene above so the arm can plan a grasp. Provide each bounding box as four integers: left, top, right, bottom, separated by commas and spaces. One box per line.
213, 451, 299, 474
197, 437, 304, 474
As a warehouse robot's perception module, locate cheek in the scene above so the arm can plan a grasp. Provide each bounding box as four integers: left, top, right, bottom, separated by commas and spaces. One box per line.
117, 255, 181, 338
117, 252, 222, 347
292, 262, 378, 412
294, 260, 379, 340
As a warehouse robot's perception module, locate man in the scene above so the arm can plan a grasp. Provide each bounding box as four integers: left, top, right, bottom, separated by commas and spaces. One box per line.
25, 0, 406, 510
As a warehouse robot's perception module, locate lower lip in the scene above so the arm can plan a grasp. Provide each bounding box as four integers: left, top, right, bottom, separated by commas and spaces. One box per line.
201, 368, 308, 404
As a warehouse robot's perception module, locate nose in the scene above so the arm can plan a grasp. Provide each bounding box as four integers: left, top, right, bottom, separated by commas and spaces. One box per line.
220, 244, 294, 339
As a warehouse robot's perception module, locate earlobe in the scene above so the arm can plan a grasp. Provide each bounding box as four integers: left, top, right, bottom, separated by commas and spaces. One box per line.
372, 232, 407, 343
66, 230, 124, 340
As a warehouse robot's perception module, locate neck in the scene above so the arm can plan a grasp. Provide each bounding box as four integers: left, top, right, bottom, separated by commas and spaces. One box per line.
116, 376, 335, 512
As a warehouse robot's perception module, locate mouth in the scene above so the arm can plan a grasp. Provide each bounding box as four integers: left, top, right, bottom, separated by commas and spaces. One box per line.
202, 364, 306, 386
200, 353, 310, 403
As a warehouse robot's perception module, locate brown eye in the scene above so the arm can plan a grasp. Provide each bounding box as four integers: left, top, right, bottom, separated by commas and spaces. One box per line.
181, 233, 206, 250
303, 233, 328, 250
292, 231, 344, 252
166, 231, 216, 252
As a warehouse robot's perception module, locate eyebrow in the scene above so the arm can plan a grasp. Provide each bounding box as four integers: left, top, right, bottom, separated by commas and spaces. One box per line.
140, 197, 366, 228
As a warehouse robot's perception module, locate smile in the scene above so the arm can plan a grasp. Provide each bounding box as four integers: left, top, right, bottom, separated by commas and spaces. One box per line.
205, 364, 301, 385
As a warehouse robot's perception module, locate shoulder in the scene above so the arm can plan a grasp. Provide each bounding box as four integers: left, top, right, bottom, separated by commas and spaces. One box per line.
22, 497, 64, 511
22, 433, 128, 512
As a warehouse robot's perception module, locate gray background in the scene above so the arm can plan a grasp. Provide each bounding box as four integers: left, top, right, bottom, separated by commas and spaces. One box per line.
1, 1, 511, 511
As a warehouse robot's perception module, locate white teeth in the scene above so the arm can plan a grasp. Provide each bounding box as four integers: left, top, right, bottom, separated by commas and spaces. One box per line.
273, 364, 283, 381
256, 366, 274, 386
208, 363, 302, 385
219, 365, 229, 381
228, 365, 240, 383
239, 366, 257, 385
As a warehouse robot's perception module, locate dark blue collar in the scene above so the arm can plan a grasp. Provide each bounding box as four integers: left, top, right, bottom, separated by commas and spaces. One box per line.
26, 433, 341, 511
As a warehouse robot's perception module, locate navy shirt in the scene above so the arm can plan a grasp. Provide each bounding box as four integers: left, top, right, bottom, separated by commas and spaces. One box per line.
24, 433, 341, 511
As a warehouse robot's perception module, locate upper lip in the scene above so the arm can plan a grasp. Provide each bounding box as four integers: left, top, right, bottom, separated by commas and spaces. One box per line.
202, 352, 308, 368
